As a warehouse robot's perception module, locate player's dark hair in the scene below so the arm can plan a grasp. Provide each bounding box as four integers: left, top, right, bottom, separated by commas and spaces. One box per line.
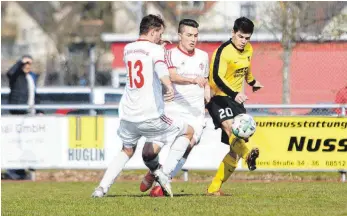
21, 55, 33, 60
233, 17, 254, 34
178, 19, 199, 33
139, 14, 165, 35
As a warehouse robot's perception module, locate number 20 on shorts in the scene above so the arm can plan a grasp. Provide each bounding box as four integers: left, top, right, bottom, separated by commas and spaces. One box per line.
127, 60, 144, 88
219, 108, 233, 119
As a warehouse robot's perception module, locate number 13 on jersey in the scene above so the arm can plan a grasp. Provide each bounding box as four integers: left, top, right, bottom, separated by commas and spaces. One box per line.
127, 60, 144, 89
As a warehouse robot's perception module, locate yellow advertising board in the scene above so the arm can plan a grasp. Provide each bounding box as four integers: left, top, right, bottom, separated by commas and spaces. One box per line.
243, 116, 347, 170
68, 116, 105, 161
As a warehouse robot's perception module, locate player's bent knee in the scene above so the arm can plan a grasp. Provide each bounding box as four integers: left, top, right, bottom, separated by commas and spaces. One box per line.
142, 143, 158, 161
122, 146, 135, 157
221, 119, 233, 137
142, 151, 157, 162
184, 125, 194, 140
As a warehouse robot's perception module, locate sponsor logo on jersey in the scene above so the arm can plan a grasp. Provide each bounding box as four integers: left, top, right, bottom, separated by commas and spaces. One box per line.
199, 63, 204, 71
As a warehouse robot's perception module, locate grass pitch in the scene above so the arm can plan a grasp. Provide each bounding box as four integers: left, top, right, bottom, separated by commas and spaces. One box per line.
2, 181, 347, 216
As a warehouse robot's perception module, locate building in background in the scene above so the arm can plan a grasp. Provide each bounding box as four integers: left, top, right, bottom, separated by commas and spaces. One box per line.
110, 2, 270, 35
1, 1, 59, 86
1, 2, 113, 87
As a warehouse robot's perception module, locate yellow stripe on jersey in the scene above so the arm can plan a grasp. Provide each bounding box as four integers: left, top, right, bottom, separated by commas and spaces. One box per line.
209, 39, 256, 98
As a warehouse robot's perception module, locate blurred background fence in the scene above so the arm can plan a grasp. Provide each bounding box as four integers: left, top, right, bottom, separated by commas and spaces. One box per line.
2, 1, 347, 110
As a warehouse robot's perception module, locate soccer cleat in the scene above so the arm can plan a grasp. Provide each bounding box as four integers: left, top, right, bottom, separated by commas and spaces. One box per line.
207, 190, 225, 196
91, 186, 105, 198
149, 185, 165, 197
153, 168, 173, 197
140, 170, 155, 192
247, 148, 259, 171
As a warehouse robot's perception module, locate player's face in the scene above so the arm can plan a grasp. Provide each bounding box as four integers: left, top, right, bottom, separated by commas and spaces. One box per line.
232, 30, 252, 50
152, 25, 164, 44
22, 62, 32, 73
179, 26, 198, 52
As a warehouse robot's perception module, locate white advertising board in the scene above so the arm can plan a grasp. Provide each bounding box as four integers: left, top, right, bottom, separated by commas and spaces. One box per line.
1, 116, 237, 170
1, 116, 67, 169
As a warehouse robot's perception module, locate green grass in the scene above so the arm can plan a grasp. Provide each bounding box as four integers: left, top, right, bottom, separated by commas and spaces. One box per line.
3, 169, 342, 182
2, 182, 347, 216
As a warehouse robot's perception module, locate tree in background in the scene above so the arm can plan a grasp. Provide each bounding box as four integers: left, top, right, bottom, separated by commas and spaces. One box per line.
49, 2, 114, 86
259, 1, 347, 105
1, 2, 114, 86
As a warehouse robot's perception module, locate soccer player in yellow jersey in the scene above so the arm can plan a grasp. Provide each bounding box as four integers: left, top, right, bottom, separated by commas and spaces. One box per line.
206, 17, 264, 196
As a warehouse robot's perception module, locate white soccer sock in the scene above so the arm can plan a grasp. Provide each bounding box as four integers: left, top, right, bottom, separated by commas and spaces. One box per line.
162, 136, 190, 176
99, 150, 130, 194
170, 157, 187, 178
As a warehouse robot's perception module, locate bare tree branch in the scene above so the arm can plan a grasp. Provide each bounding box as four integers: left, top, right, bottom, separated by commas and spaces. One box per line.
259, 1, 346, 106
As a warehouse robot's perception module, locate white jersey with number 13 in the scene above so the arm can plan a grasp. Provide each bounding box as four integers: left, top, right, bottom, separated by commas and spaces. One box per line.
119, 40, 167, 122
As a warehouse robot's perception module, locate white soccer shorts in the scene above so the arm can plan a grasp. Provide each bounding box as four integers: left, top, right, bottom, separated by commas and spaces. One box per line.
117, 115, 187, 148
165, 107, 205, 144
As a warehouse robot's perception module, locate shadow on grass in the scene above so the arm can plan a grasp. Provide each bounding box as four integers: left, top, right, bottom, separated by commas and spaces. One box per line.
106, 193, 232, 197
106, 194, 149, 197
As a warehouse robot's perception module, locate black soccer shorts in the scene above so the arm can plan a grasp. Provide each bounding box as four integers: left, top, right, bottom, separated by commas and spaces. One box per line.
206, 96, 246, 144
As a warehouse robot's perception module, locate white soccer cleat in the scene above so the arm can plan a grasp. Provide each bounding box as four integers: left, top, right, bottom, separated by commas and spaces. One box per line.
91, 186, 105, 198
153, 168, 173, 198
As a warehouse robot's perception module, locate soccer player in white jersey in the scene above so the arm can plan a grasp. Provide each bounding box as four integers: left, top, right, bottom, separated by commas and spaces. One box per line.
91, 14, 194, 198
139, 19, 211, 197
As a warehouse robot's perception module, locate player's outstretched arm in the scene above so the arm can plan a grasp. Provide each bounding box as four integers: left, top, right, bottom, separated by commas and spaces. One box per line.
252, 80, 264, 92
154, 56, 174, 101
160, 75, 174, 102
245, 66, 264, 92
204, 80, 211, 103
169, 68, 194, 85
169, 68, 206, 87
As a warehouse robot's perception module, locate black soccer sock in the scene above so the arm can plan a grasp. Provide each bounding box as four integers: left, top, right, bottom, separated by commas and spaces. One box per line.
144, 155, 160, 172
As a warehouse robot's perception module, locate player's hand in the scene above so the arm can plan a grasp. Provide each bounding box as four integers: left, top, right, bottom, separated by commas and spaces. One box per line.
235, 93, 248, 104
252, 81, 264, 92
192, 77, 206, 88
22, 57, 32, 64
204, 95, 211, 104
163, 86, 174, 102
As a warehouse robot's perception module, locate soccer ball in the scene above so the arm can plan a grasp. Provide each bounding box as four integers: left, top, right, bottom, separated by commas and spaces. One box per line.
231, 114, 256, 139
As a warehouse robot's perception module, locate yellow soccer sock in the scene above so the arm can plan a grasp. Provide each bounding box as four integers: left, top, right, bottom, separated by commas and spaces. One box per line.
229, 134, 250, 160
207, 153, 237, 193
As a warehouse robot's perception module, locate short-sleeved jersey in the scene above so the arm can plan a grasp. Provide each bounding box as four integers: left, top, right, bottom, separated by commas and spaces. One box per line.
209, 39, 256, 99
165, 47, 209, 119
119, 39, 167, 122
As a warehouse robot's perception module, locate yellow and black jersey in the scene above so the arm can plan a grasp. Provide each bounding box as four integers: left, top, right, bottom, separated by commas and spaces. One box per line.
208, 39, 256, 99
